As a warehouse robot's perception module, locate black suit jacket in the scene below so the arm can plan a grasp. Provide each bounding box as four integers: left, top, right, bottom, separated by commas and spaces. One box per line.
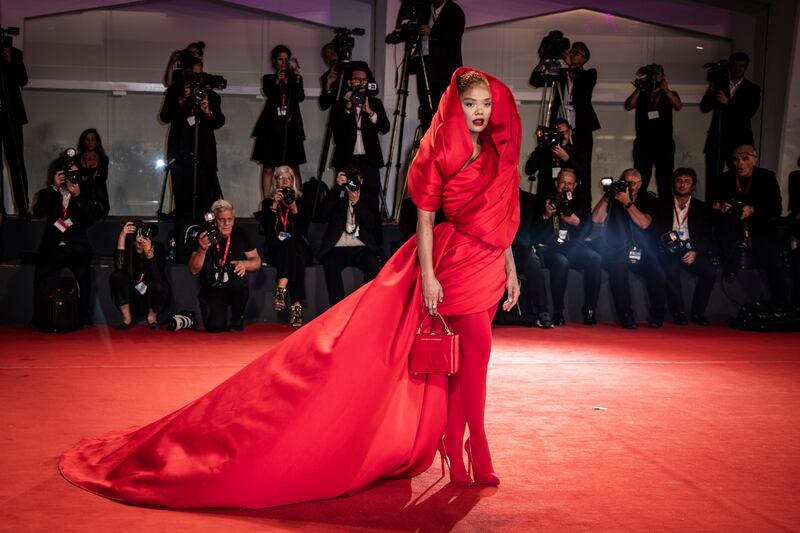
700, 78, 760, 153
652, 196, 714, 256
33, 186, 96, 251
425, 1, 465, 75
717, 167, 782, 234
331, 98, 390, 170
524, 143, 589, 202
0, 47, 29, 125
530, 66, 600, 132
159, 85, 225, 168
253, 73, 306, 137
319, 185, 382, 258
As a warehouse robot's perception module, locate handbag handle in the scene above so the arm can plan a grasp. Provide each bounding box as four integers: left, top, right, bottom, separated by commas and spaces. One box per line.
417, 312, 454, 335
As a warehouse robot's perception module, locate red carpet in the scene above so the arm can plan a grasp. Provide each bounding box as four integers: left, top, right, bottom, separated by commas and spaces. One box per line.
1, 323, 799, 531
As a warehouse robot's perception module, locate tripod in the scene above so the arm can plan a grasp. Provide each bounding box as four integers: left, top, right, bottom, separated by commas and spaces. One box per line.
383, 33, 433, 221
529, 61, 566, 193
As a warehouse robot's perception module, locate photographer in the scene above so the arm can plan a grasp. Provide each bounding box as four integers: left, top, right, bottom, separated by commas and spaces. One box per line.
259, 166, 312, 327
159, 56, 225, 220
530, 39, 599, 181
163, 41, 204, 88
110, 221, 170, 329
252, 45, 306, 199
319, 42, 340, 111
1, 39, 30, 218
701, 52, 761, 202
535, 169, 600, 325
31, 163, 97, 326
331, 62, 390, 206
319, 167, 382, 306
76, 128, 110, 219
524, 118, 589, 202
188, 200, 261, 332
652, 168, 716, 325
713, 146, 786, 305
624, 64, 683, 200
511, 188, 553, 328
592, 168, 666, 328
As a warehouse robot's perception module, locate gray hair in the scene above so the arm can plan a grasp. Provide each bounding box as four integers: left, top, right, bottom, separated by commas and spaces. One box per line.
210, 199, 233, 213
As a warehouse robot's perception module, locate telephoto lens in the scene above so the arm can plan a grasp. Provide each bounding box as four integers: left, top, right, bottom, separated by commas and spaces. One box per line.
167, 311, 197, 331
281, 187, 296, 205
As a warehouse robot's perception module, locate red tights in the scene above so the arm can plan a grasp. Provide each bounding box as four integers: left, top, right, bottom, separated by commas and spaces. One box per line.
443, 306, 496, 478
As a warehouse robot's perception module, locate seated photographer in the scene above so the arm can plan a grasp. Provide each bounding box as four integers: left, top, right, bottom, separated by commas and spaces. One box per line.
330, 62, 390, 206
512, 188, 553, 328
624, 64, 682, 200
524, 118, 589, 202
319, 168, 382, 306
259, 166, 312, 327
713, 145, 786, 305
76, 128, 110, 219
110, 221, 170, 329
652, 168, 716, 325
188, 200, 261, 332
592, 168, 666, 328
31, 164, 96, 326
535, 169, 600, 326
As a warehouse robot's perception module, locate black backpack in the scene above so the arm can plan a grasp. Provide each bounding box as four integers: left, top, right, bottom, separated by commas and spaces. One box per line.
730, 301, 800, 332
36, 277, 80, 333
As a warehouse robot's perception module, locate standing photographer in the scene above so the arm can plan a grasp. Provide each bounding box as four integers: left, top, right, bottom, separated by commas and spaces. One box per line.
330, 62, 390, 207
701, 52, 761, 202
159, 56, 225, 220
110, 221, 170, 329
319, 42, 340, 111
624, 64, 682, 200
1, 38, 30, 218
259, 166, 312, 327
188, 200, 261, 332
252, 45, 306, 199
524, 118, 589, 202
592, 168, 666, 328
530, 39, 600, 182
319, 168, 382, 306
536, 169, 600, 326
76, 128, 110, 219
652, 168, 716, 325
713, 145, 785, 305
31, 162, 97, 327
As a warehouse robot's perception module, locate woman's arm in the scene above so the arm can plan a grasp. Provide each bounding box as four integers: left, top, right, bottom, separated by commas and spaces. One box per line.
502, 247, 520, 312
417, 208, 442, 314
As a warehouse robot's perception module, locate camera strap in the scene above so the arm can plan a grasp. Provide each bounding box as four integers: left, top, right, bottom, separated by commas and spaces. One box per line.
673, 202, 689, 234
217, 236, 231, 269
736, 176, 752, 197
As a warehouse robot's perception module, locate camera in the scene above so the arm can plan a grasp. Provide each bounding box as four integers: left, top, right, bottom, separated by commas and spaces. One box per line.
132, 220, 159, 240
345, 176, 361, 192
0, 26, 19, 48
350, 83, 378, 105
725, 199, 745, 219
704, 59, 730, 93
333, 27, 365, 62
539, 30, 570, 61
167, 310, 197, 332
281, 186, 296, 205
59, 148, 81, 184
386, 0, 427, 44
185, 211, 222, 249
182, 71, 228, 102
550, 190, 574, 217
660, 231, 691, 255
601, 177, 629, 196
537, 128, 564, 150
634, 64, 663, 94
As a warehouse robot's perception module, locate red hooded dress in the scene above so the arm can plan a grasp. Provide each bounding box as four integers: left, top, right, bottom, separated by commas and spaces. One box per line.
59, 68, 521, 509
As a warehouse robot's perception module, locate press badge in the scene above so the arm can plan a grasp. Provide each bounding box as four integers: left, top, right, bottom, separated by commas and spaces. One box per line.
54, 218, 73, 232
648, 110, 660, 120
134, 282, 148, 295
552, 166, 561, 178
187, 115, 196, 126
676, 229, 685, 239
277, 106, 288, 117
557, 229, 569, 243
222, 272, 230, 284
628, 245, 642, 263
278, 231, 291, 241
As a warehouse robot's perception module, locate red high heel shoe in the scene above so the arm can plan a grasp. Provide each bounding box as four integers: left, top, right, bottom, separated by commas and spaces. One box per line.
438, 436, 472, 486
465, 437, 500, 486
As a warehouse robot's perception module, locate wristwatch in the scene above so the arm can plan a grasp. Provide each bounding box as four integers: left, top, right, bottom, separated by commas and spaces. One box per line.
624, 200, 634, 209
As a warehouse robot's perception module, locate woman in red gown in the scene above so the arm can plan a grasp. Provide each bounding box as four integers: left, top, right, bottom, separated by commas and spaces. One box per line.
59, 67, 521, 509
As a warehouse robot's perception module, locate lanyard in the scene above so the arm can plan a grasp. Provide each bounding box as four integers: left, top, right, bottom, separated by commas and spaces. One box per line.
276, 205, 290, 234
345, 203, 358, 235
650, 90, 663, 109
61, 190, 70, 219
217, 236, 231, 269
279, 78, 287, 108
736, 176, 752, 197
673, 203, 689, 229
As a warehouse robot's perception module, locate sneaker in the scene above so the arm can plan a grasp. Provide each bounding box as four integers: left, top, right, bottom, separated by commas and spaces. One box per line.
290, 304, 303, 327
535, 311, 554, 329
552, 312, 565, 327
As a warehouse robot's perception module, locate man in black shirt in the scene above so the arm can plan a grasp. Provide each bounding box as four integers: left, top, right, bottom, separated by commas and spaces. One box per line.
713, 145, 785, 305
159, 57, 225, 220
1, 43, 30, 217
701, 52, 761, 202
511, 188, 553, 328
652, 168, 716, 325
318, 42, 340, 111
524, 118, 589, 203
319, 168, 382, 306
32, 166, 96, 326
535, 169, 601, 325
592, 168, 666, 328
624, 64, 683, 200
189, 200, 261, 332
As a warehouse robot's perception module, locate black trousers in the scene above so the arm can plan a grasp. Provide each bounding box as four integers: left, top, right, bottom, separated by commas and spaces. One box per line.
198, 275, 249, 333
517, 247, 549, 313
571, 127, 594, 194
717, 226, 788, 305
0, 120, 30, 215
321, 246, 380, 306
170, 159, 222, 219
633, 137, 675, 200
659, 252, 717, 317
703, 140, 734, 203
109, 270, 171, 315
542, 243, 602, 314
603, 250, 666, 322
267, 239, 307, 303
791, 248, 800, 307
34, 243, 92, 322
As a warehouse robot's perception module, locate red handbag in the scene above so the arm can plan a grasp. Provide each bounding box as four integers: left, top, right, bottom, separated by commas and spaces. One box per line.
409, 313, 460, 375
